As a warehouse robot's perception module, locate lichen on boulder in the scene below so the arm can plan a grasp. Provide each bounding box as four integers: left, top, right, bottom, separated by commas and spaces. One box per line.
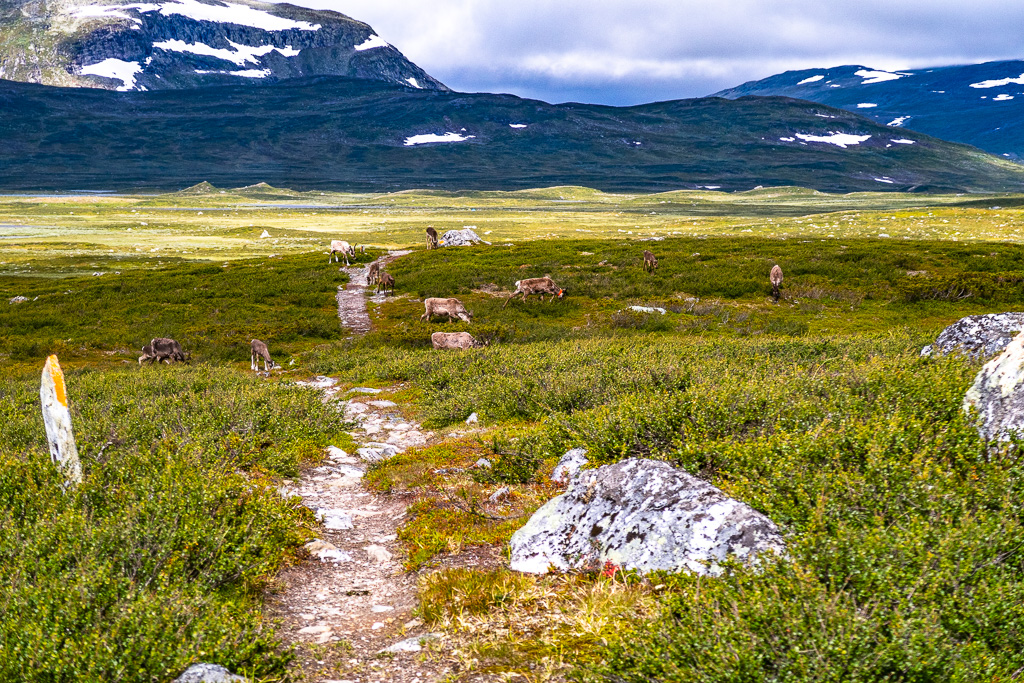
510, 457, 785, 575
964, 332, 1024, 441
921, 313, 1024, 359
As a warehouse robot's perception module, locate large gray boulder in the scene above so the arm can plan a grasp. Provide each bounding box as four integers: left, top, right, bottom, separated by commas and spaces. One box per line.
964, 333, 1024, 441
921, 313, 1024, 359
173, 663, 247, 683
550, 448, 588, 484
440, 228, 490, 247
510, 458, 785, 575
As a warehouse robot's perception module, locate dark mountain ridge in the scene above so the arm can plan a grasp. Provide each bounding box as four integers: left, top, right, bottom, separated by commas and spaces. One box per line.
1, 75, 1022, 193
713, 60, 1024, 160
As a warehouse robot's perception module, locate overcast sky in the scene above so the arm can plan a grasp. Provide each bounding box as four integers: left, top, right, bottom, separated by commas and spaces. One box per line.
282, 0, 1024, 105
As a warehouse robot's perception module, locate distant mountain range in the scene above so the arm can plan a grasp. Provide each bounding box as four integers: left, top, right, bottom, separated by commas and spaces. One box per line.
712, 60, 1024, 161
2, 76, 1023, 193
0, 0, 445, 91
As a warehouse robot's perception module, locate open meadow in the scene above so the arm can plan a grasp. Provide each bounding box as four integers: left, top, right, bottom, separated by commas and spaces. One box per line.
1, 185, 1023, 681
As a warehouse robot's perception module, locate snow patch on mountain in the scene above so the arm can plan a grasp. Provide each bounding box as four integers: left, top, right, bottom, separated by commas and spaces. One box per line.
510, 124, 528, 129
73, 0, 320, 31
993, 94, 1015, 101
855, 69, 903, 84
355, 35, 389, 51
970, 73, 1024, 89
404, 132, 475, 146
80, 58, 142, 90
794, 132, 871, 148
888, 116, 910, 127
153, 39, 299, 65
856, 103, 877, 108
891, 139, 915, 144
798, 75, 824, 85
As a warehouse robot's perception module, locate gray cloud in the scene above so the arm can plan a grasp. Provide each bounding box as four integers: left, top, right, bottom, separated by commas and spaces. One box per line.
278, 0, 1024, 104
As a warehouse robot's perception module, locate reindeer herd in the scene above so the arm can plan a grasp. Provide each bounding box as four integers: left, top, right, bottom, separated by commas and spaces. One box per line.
140, 228, 785, 365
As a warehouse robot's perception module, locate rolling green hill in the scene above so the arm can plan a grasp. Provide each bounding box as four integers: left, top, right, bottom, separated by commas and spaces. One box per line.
2, 76, 1023, 193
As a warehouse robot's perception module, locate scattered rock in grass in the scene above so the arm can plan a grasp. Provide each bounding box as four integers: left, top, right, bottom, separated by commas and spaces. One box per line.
380, 633, 442, 654
511, 458, 785, 575
921, 313, 1024, 359
465, 412, 479, 424
440, 228, 490, 247
489, 486, 510, 502
368, 400, 398, 408
964, 332, 1024, 441
475, 457, 492, 469
326, 446, 350, 460
628, 305, 667, 315
304, 539, 352, 563
365, 544, 393, 563
349, 387, 382, 394
173, 663, 247, 683
551, 448, 588, 484
9, 296, 27, 304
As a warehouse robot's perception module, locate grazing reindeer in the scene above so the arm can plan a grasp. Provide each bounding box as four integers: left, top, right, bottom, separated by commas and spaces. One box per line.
770, 264, 783, 302
426, 226, 439, 250
329, 240, 355, 265
431, 331, 484, 349
643, 249, 658, 273
421, 298, 472, 323
503, 276, 565, 309
376, 272, 395, 296
366, 261, 380, 287
250, 339, 278, 372
139, 337, 186, 365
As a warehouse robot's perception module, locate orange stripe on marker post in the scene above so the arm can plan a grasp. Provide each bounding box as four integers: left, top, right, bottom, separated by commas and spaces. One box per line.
45, 355, 67, 407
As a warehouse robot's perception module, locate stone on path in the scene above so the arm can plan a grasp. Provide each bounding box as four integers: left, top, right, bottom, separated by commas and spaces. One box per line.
304, 539, 352, 563
319, 509, 354, 530
964, 332, 1024, 441
173, 663, 247, 683
550, 447, 588, 484
365, 545, 393, 563
921, 313, 1024, 359
511, 457, 785, 575
380, 633, 442, 654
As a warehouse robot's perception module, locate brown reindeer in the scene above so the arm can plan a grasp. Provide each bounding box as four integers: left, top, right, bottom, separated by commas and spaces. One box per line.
250, 339, 279, 372
366, 261, 380, 287
421, 298, 472, 323
139, 337, 186, 365
376, 272, 395, 296
426, 226, 439, 250
643, 249, 658, 273
770, 264, 783, 301
503, 276, 565, 309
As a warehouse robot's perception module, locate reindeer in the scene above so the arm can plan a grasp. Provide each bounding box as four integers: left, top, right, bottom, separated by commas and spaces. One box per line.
503, 276, 566, 309
250, 339, 279, 372
643, 249, 658, 273
426, 226, 439, 250
329, 240, 355, 265
421, 298, 472, 323
376, 272, 395, 296
770, 264, 783, 302
366, 261, 380, 288
138, 337, 186, 365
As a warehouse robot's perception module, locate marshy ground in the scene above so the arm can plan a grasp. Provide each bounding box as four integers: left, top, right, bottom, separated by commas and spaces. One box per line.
1, 185, 1023, 681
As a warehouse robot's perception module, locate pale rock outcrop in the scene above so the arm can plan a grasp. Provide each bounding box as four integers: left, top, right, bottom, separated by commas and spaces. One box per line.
550, 448, 588, 484
173, 663, 247, 683
963, 332, 1024, 440
440, 228, 490, 246
511, 458, 784, 575
921, 313, 1024, 359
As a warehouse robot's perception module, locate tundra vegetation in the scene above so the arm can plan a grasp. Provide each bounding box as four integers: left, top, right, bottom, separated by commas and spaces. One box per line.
1, 186, 1023, 681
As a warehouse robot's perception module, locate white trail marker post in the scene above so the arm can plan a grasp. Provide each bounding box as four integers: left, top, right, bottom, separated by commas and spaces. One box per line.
40, 355, 82, 487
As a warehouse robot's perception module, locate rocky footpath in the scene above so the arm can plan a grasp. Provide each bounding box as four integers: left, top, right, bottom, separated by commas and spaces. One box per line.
268, 379, 446, 682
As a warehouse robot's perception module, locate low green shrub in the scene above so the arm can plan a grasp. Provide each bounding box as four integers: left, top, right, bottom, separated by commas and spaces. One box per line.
0, 365, 346, 681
